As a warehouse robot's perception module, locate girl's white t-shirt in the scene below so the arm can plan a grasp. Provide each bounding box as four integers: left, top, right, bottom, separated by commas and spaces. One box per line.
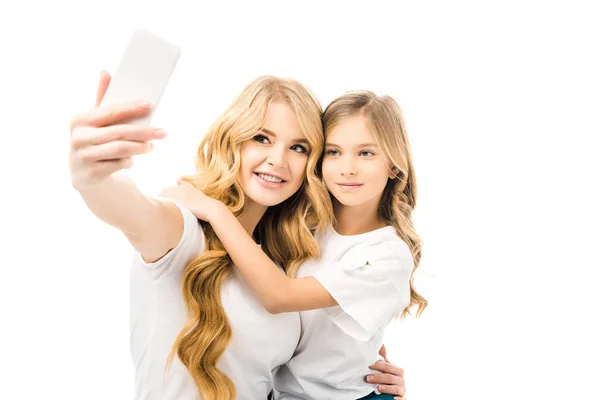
273, 225, 413, 400
129, 201, 300, 400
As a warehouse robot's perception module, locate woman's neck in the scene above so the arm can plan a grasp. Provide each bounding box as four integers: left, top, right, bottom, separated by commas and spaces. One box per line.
332, 197, 386, 236
238, 198, 268, 236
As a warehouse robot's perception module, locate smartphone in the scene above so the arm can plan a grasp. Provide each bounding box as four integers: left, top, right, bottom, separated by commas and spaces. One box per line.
100, 29, 181, 125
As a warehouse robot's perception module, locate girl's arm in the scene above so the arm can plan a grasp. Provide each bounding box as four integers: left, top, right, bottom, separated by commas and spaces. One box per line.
166, 180, 336, 313
209, 202, 337, 314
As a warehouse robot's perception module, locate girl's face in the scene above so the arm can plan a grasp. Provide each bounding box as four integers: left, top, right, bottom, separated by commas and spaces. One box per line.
238, 101, 311, 208
322, 115, 395, 209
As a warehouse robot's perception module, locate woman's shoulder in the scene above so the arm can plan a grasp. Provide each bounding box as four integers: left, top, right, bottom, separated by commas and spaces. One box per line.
132, 199, 205, 279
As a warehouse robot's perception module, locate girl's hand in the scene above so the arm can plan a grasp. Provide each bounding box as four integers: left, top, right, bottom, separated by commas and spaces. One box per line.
160, 179, 223, 222
69, 71, 167, 190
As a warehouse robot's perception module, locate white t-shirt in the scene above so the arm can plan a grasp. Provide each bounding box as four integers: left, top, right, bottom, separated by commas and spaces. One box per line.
273, 225, 413, 400
129, 201, 301, 400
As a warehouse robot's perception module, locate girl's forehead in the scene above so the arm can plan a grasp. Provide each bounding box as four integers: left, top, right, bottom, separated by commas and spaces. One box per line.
326, 116, 375, 144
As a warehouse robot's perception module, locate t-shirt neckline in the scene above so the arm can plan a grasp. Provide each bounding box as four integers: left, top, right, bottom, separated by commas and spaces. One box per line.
327, 224, 395, 240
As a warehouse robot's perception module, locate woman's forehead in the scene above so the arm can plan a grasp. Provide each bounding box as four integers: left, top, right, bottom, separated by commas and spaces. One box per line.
263, 101, 304, 140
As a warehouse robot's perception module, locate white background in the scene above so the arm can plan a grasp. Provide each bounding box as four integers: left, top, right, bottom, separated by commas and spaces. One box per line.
1, 1, 598, 399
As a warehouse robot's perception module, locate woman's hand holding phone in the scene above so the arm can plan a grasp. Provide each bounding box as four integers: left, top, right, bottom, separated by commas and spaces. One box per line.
69, 71, 168, 190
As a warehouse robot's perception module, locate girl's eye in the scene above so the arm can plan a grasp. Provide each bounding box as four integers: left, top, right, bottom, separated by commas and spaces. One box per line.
326, 149, 340, 156
253, 134, 270, 144
291, 144, 308, 154
359, 150, 375, 157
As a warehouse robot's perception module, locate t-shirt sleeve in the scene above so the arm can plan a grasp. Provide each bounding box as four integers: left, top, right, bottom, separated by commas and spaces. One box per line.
131, 200, 205, 280
313, 239, 413, 341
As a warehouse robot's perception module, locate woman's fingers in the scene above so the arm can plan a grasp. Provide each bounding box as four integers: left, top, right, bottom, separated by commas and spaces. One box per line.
68, 72, 165, 189
374, 382, 406, 397
369, 360, 405, 378
88, 158, 134, 180
95, 71, 112, 107
70, 99, 153, 129
378, 344, 389, 363
367, 361, 406, 397
72, 124, 167, 149
76, 140, 155, 163
367, 372, 404, 386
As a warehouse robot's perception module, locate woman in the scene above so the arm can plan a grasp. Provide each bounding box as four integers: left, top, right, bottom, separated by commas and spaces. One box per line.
69, 72, 406, 399
166, 90, 425, 399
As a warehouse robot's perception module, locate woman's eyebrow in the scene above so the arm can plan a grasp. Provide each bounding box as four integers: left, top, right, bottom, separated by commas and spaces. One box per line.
260, 128, 277, 137
261, 128, 309, 145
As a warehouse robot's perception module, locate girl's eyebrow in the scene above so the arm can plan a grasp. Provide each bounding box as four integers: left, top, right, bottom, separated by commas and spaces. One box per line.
325, 142, 378, 148
356, 142, 378, 147
261, 128, 309, 145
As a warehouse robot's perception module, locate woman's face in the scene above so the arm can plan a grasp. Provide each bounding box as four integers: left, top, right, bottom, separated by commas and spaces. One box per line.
322, 115, 394, 209
237, 101, 311, 207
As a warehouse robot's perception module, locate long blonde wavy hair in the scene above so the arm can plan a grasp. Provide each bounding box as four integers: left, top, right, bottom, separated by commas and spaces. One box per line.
167, 76, 332, 399
322, 91, 428, 318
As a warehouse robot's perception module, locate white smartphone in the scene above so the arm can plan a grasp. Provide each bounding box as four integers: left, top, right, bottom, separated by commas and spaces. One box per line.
100, 29, 181, 125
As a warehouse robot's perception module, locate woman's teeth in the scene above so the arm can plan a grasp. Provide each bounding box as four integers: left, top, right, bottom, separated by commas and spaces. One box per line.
258, 173, 283, 183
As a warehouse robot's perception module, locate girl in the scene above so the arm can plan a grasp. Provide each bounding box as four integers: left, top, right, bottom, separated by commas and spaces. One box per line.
167, 90, 426, 399
69, 73, 406, 399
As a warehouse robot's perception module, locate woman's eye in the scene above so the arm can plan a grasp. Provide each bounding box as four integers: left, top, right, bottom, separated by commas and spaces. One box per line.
326, 149, 340, 156
291, 144, 308, 153
359, 150, 375, 157
253, 134, 270, 144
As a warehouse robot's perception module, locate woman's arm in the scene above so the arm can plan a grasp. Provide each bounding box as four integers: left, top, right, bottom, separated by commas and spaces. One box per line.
70, 71, 181, 263
165, 180, 336, 313
76, 175, 182, 262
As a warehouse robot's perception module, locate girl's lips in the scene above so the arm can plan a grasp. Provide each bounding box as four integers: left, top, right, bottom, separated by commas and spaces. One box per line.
336, 183, 363, 190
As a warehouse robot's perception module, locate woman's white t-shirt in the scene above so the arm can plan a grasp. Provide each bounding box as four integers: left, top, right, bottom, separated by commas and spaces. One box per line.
129, 201, 300, 400
273, 225, 413, 400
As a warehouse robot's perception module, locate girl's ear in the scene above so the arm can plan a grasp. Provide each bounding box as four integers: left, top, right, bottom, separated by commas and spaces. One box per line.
389, 166, 401, 180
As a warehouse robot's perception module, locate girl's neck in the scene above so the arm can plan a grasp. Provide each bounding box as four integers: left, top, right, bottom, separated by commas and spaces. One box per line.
239, 199, 268, 236
332, 197, 387, 236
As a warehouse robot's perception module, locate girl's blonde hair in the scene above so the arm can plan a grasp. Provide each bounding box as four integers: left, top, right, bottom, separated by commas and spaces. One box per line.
322, 90, 427, 318
167, 76, 332, 399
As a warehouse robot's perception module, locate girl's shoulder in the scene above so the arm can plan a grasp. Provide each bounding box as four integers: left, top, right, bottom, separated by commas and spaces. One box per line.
352, 227, 411, 262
